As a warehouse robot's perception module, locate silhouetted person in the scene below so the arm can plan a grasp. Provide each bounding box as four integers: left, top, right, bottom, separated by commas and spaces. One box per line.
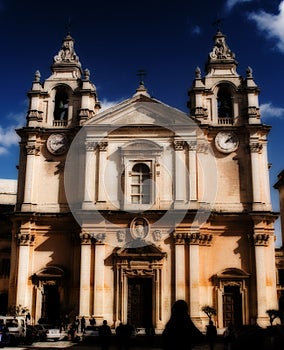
145, 323, 155, 345
80, 316, 86, 333
115, 322, 133, 350
206, 320, 217, 350
90, 316, 96, 325
223, 322, 236, 350
99, 320, 112, 350
123, 323, 133, 350
115, 322, 125, 350
162, 299, 203, 350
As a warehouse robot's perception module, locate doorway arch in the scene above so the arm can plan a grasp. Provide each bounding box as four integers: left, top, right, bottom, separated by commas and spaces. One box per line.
214, 268, 250, 328
113, 244, 166, 329
32, 266, 65, 324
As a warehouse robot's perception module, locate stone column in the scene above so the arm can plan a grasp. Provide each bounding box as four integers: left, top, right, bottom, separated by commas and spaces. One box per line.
173, 233, 186, 300
93, 234, 106, 319
252, 232, 270, 327
16, 230, 35, 307
250, 141, 263, 210
173, 141, 187, 207
82, 141, 97, 209
188, 141, 197, 202
155, 267, 163, 329
79, 232, 92, 317
22, 140, 39, 211
189, 234, 200, 318
97, 142, 108, 203
261, 141, 272, 210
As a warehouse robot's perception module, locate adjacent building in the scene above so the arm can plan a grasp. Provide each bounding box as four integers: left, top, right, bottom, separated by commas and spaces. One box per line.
1, 30, 280, 331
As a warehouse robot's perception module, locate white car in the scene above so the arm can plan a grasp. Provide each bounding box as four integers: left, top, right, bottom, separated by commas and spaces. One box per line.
34, 324, 62, 341
0, 316, 26, 341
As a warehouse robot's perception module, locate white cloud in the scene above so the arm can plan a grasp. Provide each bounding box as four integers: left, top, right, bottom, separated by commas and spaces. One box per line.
0, 146, 8, 155
0, 125, 19, 148
225, 0, 252, 12
248, 1, 284, 52
100, 98, 121, 112
0, 112, 24, 154
260, 103, 284, 119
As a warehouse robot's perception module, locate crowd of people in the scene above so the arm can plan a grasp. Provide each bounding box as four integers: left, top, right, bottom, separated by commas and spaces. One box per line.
61, 300, 235, 350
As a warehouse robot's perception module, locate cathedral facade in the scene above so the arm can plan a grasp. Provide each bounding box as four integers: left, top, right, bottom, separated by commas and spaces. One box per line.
8, 31, 278, 331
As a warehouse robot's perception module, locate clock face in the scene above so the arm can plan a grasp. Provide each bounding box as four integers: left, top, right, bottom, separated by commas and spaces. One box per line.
46, 133, 68, 155
215, 131, 239, 153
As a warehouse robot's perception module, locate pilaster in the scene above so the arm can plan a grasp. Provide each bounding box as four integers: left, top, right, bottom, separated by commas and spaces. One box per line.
93, 234, 106, 321
82, 141, 97, 210
249, 141, 263, 210
173, 232, 186, 300
22, 139, 40, 211
97, 142, 108, 203
15, 229, 35, 308
79, 232, 92, 317
188, 141, 197, 204
173, 140, 187, 208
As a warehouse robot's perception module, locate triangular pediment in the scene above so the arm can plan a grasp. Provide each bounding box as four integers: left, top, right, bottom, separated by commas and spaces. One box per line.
84, 95, 197, 129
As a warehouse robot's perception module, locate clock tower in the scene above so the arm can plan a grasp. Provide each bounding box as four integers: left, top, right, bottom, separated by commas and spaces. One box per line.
17, 33, 100, 212
10, 34, 101, 319
187, 31, 277, 326
188, 30, 271, 213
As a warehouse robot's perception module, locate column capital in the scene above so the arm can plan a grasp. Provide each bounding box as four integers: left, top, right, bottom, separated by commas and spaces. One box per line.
16, 231, 35, 246
80, 232, 92, 244
250, 142, 263, 153
173, 140, 185, 151
94, 232, 106, 244
26, 142, 40, 155
85, 141, 97, 151
189, 233, 213, 246
173, 232, 186, 244
98, 142, 108, 151
188, 141, 197, 151
248, 233, 270, 246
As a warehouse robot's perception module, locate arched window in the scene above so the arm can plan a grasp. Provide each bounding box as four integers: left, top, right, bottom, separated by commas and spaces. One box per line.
54, 88, 69, 121
217, 84, 233, 122
131, 163, 150, 204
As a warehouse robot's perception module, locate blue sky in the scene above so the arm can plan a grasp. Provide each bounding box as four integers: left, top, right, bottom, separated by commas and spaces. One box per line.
1, 0, 284, 244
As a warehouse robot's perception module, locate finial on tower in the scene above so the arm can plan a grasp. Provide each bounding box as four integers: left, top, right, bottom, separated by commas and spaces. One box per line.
65, 16, 72, 35
137, 69, 147, 85
212, 17, 224, 32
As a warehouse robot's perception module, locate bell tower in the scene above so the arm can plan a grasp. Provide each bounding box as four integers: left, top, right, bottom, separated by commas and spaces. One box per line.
188, 31, 277, 327
188, 30, 260, 126
188, 30, 271, 212
17, 34, 101, 212
26, 33, 100, 129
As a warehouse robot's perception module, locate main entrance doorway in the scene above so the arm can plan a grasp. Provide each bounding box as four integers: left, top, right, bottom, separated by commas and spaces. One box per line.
223, 285, 242, 328
41, 284, 60, 324
127, 278, 152, 328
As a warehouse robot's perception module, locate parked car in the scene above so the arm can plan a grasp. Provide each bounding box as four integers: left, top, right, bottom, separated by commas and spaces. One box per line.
0, 316, 26, 343
34, 324, 62, 341
82, 325, 99, 343
25, 325, 40, 344
0, 326, 17, 347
